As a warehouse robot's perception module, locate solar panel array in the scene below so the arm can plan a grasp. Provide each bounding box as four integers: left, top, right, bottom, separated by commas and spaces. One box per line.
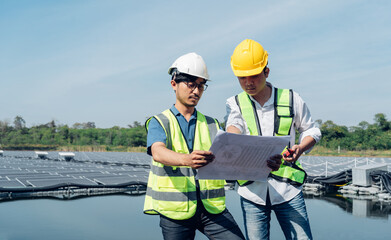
1, 151, 390, 201
0, 151, 151, 200
301, 156, 391, 176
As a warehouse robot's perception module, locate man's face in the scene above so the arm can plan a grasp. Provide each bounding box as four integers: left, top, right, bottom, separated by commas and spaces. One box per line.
172, 77, 207, 107
237, 68, 269, 97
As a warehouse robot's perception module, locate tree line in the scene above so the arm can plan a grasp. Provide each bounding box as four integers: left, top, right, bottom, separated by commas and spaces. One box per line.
316, 113, 391, 150
0, 117, 146, 150
0, 113, 390, 151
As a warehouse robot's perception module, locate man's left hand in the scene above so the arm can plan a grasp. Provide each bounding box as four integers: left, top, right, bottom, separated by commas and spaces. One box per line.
267, 154, 282, 171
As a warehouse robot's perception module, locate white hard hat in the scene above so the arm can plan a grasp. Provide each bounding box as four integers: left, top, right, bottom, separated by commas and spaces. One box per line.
168, 52, 210, 81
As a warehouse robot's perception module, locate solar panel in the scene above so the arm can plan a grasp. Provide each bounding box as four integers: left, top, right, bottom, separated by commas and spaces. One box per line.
27, 178, 98, 188
0, 180, 25, 188
93, 176, 140, 185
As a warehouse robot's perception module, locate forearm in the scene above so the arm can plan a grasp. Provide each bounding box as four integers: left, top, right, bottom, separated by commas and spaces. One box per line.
226, 125, 242, 134
298, 136, 316, 153
151, 142, 187, 166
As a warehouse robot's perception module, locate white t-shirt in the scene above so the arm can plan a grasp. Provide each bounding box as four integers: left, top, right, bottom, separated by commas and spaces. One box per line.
225, 82, 321, 205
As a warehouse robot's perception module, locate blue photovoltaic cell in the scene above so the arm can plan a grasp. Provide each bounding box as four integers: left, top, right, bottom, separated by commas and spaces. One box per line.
0, 180, 26, 188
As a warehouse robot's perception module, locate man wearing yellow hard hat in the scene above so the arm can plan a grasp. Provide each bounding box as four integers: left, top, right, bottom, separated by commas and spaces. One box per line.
225, 39, 321, 240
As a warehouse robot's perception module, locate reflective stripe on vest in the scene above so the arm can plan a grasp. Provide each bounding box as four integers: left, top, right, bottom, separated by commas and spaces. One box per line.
143, 109, 226, 220
235, 89, 307, 186
274, 88, 293, 136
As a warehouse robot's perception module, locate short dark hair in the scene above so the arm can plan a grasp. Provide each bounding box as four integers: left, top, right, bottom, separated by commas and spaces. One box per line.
171, 68, 199, 82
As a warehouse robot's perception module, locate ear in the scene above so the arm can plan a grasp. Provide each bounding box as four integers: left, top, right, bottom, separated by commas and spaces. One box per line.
264, 67, 270, 78
171, 80, 177, 92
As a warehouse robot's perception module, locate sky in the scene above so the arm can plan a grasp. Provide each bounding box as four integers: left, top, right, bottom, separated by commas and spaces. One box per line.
1, 0, 390, 129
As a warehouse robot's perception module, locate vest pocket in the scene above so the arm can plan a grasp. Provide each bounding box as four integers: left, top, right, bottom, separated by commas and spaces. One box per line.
155, 176, 190, 212
157, 176, 187, 189
203, 179, 225, 189
157, 200, 189, 212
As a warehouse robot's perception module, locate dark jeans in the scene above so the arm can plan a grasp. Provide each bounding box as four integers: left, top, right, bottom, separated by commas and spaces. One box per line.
159, 203, 245, 240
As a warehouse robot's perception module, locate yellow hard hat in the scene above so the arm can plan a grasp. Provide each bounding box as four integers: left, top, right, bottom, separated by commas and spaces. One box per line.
230, 39, 268, 77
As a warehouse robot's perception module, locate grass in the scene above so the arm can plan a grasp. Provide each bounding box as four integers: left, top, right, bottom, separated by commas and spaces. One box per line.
57, 145, 147, 152
2, 144, 147, 153
308, 146, 391, 158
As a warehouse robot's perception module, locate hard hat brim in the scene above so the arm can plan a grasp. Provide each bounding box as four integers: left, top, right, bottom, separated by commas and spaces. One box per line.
168, 67, 211, 81
231, 63, 265, 77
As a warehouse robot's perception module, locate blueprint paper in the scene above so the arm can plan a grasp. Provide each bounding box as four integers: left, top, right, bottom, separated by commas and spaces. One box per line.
197, 130, 290, 181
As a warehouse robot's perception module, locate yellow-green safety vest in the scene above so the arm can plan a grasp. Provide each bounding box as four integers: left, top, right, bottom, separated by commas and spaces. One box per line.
144, 109, 226, 220
235, 88, 307, 186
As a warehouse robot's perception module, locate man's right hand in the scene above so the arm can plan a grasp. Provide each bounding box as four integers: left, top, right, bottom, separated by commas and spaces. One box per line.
151, 142, 216, 169
184, 150, 215, 169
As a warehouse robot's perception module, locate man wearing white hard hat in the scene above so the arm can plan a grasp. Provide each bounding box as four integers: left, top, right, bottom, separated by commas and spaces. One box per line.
144, 53, 245, 240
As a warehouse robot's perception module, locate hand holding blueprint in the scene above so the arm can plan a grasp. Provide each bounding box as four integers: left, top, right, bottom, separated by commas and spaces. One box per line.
197, 130, 290, 181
